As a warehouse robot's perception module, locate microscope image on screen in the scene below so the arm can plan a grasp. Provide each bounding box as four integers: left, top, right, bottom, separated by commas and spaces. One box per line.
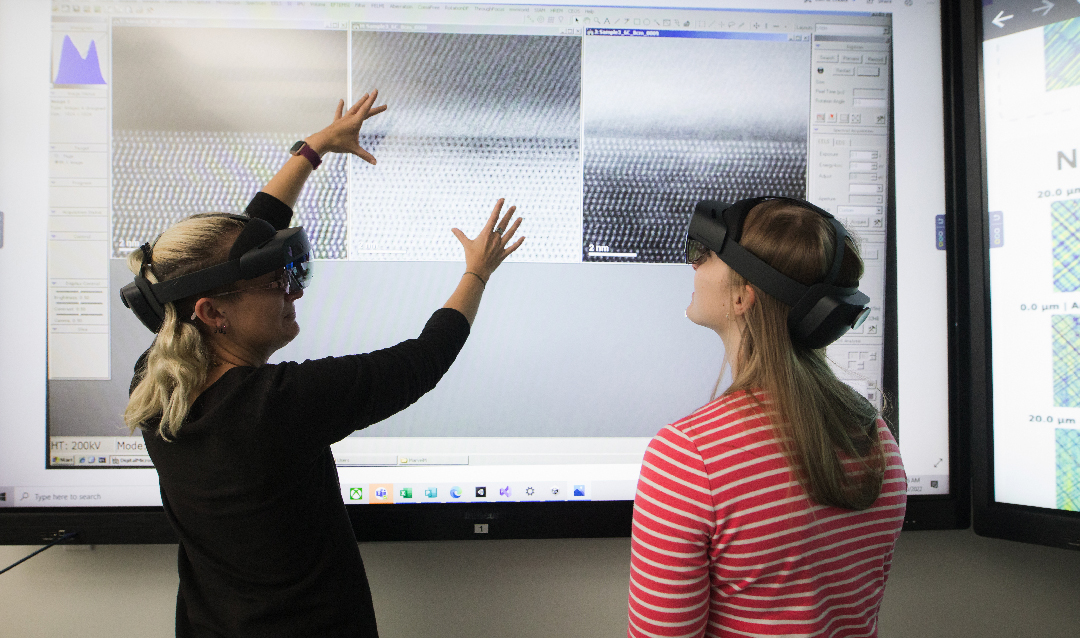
110, 27, 350, 259
347, 31, 582, 263
581, 35, 809, 263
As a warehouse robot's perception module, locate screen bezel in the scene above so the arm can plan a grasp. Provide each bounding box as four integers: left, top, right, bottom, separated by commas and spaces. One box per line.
963, 0, 1080, 551
1, 0, 968, 546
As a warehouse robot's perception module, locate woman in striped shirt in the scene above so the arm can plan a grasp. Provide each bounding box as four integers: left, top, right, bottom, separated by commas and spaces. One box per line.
628, 197, 907, 638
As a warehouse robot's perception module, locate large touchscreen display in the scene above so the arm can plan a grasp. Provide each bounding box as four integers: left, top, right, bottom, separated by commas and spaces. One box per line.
0, 0, 951, 511
982, 1, 1080, 513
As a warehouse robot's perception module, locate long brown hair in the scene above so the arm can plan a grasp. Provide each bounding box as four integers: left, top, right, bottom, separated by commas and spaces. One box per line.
723, 199, 885, 510
123, 215, 244, 440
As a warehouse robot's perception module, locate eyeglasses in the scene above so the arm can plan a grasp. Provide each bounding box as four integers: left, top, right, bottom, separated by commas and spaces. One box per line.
210, 269, 297, 297
686, 238, 711, 265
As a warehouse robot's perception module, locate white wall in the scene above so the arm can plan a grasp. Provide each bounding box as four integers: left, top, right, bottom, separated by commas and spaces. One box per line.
2, 528, 1079, 637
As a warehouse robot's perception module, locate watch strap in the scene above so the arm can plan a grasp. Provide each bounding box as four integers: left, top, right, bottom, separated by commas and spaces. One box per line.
290, 140, 322, 170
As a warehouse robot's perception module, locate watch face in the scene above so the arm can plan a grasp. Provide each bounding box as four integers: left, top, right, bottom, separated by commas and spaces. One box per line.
289, 140, 305, 154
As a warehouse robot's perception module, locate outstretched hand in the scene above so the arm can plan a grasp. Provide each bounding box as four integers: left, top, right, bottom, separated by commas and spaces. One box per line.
451, 199, 524, 282
308, 90, 387, 164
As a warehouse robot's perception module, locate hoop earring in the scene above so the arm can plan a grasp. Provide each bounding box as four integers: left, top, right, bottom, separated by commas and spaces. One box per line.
216, 323, 227, 335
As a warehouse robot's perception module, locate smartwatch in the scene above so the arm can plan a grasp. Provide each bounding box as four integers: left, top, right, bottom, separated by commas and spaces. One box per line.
289, 140, 322, 170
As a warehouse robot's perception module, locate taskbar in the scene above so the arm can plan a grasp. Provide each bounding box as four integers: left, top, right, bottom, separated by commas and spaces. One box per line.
0, 481, 639, 508
0, 476, 951, 509
342, 480, 637, 504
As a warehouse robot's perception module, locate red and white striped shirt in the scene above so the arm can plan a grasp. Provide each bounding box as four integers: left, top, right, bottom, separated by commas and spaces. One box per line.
628, 390, 907, 638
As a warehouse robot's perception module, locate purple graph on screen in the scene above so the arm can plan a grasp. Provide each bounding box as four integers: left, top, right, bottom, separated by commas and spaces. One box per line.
54, 35, 106, 85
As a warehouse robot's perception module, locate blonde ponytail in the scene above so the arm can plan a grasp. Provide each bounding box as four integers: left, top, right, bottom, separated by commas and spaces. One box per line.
123, 215, 245, 439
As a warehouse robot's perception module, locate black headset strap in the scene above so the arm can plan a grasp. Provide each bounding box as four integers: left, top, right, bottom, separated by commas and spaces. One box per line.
712, 196, 859, 306
135, 212, 254, 308
823, 216, 848, 285
719, 239, 807, 307
150, 260, 244, 304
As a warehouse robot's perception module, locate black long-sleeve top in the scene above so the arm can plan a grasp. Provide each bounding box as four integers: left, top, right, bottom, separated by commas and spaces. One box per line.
136, 194, 471, 637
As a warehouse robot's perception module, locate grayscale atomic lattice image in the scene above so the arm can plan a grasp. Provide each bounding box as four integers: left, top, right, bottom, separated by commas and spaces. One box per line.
112, 131, 348, 258
582, 35, 810, 263
110, 27, 349, 258
350, 31, 582, 262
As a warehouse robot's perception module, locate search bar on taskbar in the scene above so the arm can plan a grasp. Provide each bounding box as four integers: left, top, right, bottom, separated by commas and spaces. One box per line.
1, 485, 162, 508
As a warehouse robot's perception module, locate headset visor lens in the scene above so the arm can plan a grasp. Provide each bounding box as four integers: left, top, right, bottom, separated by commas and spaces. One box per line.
851, 305, 871, 329
286, 254, 313, 292
686, 238, 710, 265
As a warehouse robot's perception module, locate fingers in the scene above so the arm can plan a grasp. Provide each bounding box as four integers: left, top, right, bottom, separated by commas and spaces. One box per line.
494, 205, 516, 234
358, 89, 378, 116
354, 145, 377, 165
499, 216, 523, 245
453, 201, 524, 278
503, 236, 525, 258
349, 93, 369, 116
483, 199, 504, 234
346, 90, 380, 119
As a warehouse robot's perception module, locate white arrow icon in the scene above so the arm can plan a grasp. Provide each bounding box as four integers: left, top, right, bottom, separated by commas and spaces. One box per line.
1034, 0, 1054, 16
992, 11, 1014, 27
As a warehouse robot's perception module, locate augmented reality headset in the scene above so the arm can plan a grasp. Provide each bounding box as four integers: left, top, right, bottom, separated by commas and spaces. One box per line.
120, 214, 313, 333
686, 197, 871, 349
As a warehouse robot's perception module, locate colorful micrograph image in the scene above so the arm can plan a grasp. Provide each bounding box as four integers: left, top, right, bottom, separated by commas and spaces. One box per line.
1045, 16, 1080, 91
1051, 200, 1080, 291
1052, 315, 1080, 407
1056, 428, 1080, 511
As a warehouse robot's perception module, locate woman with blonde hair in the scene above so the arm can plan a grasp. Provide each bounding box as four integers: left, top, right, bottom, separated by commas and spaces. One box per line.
122, 91, 523, 637
628, 197, 907, 637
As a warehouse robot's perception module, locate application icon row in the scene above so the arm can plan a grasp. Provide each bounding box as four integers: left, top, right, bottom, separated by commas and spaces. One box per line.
343, 482, 590, 504
50, 455, 154, 467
